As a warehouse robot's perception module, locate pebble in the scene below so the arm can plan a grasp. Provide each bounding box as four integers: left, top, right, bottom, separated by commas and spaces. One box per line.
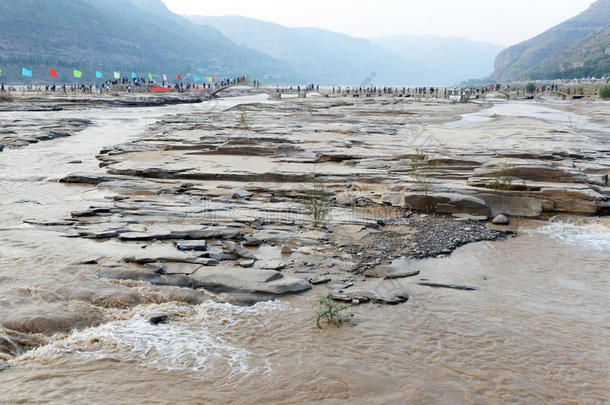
492, 214, 510, 225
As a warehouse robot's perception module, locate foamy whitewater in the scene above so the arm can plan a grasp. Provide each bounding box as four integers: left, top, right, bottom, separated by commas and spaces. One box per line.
15, 300, 288, 376
537, 218, 610, 251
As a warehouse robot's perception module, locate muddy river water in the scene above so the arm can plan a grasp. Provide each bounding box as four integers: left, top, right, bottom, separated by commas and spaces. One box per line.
0, 96, 608, 404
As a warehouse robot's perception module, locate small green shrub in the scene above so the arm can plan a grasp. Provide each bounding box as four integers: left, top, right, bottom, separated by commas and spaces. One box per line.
239, 111, 248, 129
409, 150, 437, 213
316, 296, 352, 329
458, 94, 470, 103
0, 92, 13, 102
600, 84, 610, 100
526, 83, 536, 93
303, 177, 332, 228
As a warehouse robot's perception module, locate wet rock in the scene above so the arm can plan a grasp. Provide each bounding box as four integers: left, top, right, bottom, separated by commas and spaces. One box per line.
78, 230, 120, 239
243, 237, 262, 246
156, 262, 205, 275
23, 219, 76, 226
231, 187, 252, 199
238, 258, 256, 268
382, 192, 405, 207
149, 314, 169, 325
100, 268, 192, 288
480, 194, 543, 218
189, 267, 311, 296
365, 266, 420, 279
223, 241, 257, 260
336, 191, 357, 206
309, 276, 332, 285
60, 173, 119, 185
452, 214, 488, 222
474, 163, 589, 184
416, 281, 479, 291
80, 258, 100, 265
253, 230, 321, 245
260, 260, 286, 270
492, 214, 509, 225
538, 186, 606, 214
332, 225, 371, 241
331, 279, 409, 305
404, 192, 491, 216
123, 246, 217, 265
176, 240, 207, 252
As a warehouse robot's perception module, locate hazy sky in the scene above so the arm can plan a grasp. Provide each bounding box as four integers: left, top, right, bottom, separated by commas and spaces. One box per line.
163, 0, 596, 46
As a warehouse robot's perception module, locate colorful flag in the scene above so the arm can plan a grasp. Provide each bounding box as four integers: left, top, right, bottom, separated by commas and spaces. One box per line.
0, 69, 2, 77
148, 73, 152, 80
74, 70, 82, 78
194, 76, 201, 82
49, 69, 58, 78
114, 72, 120, 79
206, 76, 211, 83
132, 72, 137, 79
96, 71, 103, 79
22, 68, 33, 77
212, 77, 215, 83
163, 74, 167, 81
177, 75, 182, 81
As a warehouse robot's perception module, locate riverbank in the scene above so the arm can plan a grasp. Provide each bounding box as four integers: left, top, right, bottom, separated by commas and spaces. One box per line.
0, 89, 608, 403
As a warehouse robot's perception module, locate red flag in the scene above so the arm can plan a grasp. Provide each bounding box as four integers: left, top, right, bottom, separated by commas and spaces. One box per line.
177, 75, 182, 81
49, 69, 58, 78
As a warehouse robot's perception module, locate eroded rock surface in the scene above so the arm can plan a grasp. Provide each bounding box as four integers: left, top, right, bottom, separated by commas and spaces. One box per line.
26, 92, 609, 307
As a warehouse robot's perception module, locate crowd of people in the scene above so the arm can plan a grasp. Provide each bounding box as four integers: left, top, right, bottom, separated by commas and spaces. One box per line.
0, 75, 250, 94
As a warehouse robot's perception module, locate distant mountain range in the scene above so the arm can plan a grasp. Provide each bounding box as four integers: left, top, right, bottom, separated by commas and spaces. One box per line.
0, 0, 294, 83
491, 0, 610, 81
188, 15, 504, 86
0, 0, 504, 85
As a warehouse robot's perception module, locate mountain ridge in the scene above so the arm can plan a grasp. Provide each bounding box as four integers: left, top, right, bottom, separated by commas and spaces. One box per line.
188, 15, 504, 85
491, 0, 610, 81
0, 0, 294, 83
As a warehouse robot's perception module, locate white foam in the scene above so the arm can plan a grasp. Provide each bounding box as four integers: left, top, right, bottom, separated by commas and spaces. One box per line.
537, 220, 610, 251
17, 300, 286, 375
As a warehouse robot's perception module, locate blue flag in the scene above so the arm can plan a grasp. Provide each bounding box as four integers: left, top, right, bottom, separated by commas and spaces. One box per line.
131, 72, 137, 79
194, 76, 201, 82
22, 68, 33, 77
96, 71, 103, 79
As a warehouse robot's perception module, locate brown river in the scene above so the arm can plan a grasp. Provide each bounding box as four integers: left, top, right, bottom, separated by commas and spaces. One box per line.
0, 97, 608, 404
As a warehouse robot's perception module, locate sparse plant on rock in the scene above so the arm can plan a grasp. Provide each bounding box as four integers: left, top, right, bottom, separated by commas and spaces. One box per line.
600, 84, 610, 100
303, 177, 332, 228
490, 166, 527, 236
316, 295, 353, 329
409, 149, 437, 213
0, 92, 13, 102
239, 111, 249, 130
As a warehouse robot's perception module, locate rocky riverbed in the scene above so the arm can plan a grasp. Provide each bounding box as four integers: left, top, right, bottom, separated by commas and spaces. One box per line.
0, 89, 609, 404
16, 88, 607, 308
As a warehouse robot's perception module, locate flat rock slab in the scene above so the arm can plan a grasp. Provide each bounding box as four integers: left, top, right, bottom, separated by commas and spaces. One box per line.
156, 262, 205, 275
260, 260, 286, 270
189, 267, 311, 296
365, 266, 420, 279
416, 281, 479, 291
100, 268, 192, 288
331, 279, 409, 305
253, 230, 321, 245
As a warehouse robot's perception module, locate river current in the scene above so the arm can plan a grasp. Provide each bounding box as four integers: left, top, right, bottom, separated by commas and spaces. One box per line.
0, 97, 608, 404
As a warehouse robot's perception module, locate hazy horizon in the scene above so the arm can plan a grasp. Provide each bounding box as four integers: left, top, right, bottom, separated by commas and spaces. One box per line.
163, 0, 597, 46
